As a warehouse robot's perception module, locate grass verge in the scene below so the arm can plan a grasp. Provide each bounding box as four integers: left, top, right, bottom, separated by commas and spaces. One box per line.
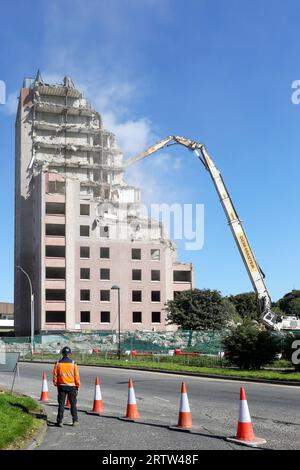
0, 390, 43, 450
23, 354, 300, 383
82, 359, 300, 381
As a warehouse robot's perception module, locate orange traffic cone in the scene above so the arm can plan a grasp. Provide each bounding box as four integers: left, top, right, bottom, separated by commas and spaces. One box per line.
40, 372, 49, 402
236, 387, 256, 441
91, 377, 104, 414
176, 382, 192, 429
169, 382, 192, 432
65, 395, 71, 409
227, 387, 266, 447
123, 378, 140, 420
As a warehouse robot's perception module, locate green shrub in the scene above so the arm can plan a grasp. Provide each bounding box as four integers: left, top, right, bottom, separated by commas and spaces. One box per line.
222, 322, 281, 370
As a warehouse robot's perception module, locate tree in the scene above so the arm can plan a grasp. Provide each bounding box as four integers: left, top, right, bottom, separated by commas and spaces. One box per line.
278, 290, 300, 317
221, 298, 242, 324
165, 289, 230, 331
222, 321, 281, 369
271, 304, 285, 317
287, 299, 300, 317
227, 292, 259, 320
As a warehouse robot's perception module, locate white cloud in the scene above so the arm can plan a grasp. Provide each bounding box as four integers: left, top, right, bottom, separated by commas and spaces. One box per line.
174, 157, 183, 171
92, 82, 136, 117
34, 0, 181, 161
2, 71, 182, 204
2, 91, 18, 115
89, 83, 183, 203
126, 162, 163, 205
151, 153, 172, 168
103, 111, 153, 157
150, 153, 183, 172
126, 153, 185, 206
7, 0, 182, 205
78, 77, 153, 157
39, 1, 158, 158
79, 80, 154, 157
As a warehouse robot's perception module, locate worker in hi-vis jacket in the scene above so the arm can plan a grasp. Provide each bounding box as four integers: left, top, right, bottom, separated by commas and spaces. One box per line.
53, 346, 80, 427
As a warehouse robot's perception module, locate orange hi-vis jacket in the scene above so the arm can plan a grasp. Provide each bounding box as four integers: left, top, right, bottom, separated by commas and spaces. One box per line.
53, 357, 80, 388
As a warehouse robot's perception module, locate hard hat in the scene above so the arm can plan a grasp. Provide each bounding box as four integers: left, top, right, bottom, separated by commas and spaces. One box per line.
61, 346, 72, 356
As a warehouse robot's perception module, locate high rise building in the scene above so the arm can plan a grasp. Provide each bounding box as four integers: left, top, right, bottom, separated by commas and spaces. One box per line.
14, 72, 194, 335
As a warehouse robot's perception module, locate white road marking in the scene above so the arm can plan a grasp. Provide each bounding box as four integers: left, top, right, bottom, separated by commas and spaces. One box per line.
153, 396, 170, 402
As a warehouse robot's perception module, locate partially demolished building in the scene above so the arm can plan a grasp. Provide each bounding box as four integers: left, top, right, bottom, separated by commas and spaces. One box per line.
14, 73, 194, 335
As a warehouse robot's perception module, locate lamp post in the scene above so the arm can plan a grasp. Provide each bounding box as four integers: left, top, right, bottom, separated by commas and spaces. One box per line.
17, 266, 34, 355
111, 285, 121, 359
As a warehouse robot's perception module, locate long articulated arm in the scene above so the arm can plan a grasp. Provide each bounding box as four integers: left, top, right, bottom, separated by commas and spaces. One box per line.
124, 136, 175, 168
125, 135, 281, 330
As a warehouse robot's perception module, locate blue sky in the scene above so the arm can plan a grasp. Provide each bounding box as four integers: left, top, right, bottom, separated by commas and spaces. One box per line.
0, 0, 299, 303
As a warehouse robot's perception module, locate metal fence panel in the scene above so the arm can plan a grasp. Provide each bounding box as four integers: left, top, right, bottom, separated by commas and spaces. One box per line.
0, 330, 226, 355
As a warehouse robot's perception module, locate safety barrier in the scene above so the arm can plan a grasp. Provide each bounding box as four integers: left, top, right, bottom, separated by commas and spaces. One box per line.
0, 330, 226, 356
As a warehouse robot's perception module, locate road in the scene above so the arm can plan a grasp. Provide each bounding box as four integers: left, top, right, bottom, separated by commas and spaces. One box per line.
0, 362, 299, 450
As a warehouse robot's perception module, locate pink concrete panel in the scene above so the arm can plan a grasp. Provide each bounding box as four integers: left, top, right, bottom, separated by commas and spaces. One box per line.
45, 301, 66, 311
44, 323, 66, 330
45, 280, 66, 289
172, 283, 192, 291
45, 215, 66, 225
172, 262, 193, 271
45, 194, 66, 203
45, 258, 66, 267
45, 236, 65, 246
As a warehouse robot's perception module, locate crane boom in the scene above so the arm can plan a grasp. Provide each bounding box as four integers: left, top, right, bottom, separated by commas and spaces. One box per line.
125, 135, 281, 330
124, 136, 174, 167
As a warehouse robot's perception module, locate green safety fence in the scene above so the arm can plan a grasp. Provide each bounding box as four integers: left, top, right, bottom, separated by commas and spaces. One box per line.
1, 329, 294, 356
0, 330, 227, 355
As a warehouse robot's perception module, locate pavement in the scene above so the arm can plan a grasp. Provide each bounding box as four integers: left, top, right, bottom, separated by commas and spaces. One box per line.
0, 362, 299, 450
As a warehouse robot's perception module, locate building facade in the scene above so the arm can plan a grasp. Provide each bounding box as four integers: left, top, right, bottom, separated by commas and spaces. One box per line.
14, 73, 194, 335
0, 302, 14, 332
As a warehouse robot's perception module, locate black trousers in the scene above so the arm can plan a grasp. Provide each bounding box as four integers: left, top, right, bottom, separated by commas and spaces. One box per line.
57, 385, 78, 423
